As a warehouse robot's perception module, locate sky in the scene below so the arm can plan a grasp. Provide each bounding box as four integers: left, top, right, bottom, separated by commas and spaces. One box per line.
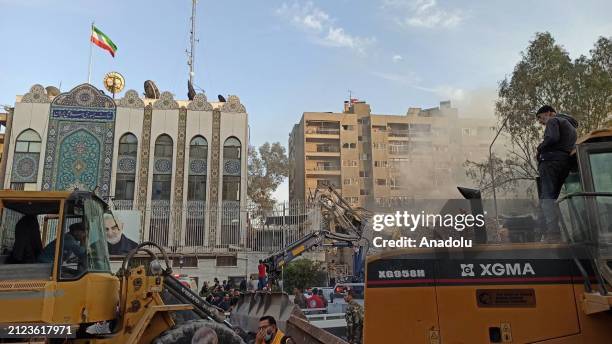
1, 0, 611, 202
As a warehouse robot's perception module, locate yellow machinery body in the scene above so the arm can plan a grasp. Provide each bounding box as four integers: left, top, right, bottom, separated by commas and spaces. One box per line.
0, 191, 191, 343
364, 245, 612, 343
365, 128, 612, 343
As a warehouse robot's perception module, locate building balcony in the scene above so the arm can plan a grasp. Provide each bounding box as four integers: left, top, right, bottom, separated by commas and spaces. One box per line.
305, 146, 341, 157
305, 127, 340, 138
387, 130, 432, 139
388, 149, 411, 155
306, 165, 341, 175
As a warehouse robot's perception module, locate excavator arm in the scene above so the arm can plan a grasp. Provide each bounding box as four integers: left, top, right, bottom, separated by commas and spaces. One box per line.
263, 185, 372, 284
263, 230, 359, 282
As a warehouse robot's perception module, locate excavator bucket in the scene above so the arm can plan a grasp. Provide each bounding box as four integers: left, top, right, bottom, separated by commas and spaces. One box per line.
229, 292, 348, 344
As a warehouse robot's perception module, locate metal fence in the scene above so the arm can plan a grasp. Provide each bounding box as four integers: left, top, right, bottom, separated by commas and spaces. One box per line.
109, 200, 324, 255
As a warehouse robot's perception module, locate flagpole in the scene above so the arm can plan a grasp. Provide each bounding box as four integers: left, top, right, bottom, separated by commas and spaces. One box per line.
88, 21, 94, 84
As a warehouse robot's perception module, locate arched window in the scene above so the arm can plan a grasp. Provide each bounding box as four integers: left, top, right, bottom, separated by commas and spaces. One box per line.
223, 137, 241, 160
115, 133, 138, 202
11, 129, 42, 190
15, 129, 42, 153
222, 137, 241, 202
186, 136, 208, 246
221, 137, 241, 246
152, 134, 173, 200
150, 134, 173, 247
187, 136, 208, 201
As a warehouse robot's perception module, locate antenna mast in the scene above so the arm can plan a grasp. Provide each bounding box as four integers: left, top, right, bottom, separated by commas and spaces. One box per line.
187, 0, 198, 85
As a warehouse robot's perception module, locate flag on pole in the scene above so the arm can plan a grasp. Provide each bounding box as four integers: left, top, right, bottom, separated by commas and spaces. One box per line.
90, 25, 117, 57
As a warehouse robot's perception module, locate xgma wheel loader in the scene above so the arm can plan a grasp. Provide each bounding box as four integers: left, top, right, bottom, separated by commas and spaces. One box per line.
364, 128, 612, 343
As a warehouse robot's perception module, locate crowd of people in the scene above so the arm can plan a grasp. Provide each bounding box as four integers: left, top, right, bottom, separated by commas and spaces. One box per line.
292, 287, 327, 310
197, 259, 363, 343
198, 278, 245, 312
198, 260, 274, 312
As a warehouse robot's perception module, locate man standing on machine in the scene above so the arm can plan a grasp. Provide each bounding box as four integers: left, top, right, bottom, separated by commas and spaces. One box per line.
535, 105, 578, 242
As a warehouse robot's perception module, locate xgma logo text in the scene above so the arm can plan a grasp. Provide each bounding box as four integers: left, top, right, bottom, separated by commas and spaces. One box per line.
460, 263, 535, 277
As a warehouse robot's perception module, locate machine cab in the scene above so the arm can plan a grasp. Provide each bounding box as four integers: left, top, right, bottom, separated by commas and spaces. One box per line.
0, 191, 117, 324
558, 128, 612, 286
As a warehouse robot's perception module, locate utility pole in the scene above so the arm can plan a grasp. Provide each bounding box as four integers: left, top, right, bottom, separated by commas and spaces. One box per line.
187, 0, 198, 85
489, 116, 510, 226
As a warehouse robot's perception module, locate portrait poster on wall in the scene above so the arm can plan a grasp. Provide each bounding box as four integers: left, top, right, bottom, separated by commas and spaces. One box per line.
104, 210, 141, 255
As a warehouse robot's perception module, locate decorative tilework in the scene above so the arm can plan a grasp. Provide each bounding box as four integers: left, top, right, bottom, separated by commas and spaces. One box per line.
21, 84, 50, 103
51, 108, 114, 121
173, 108, 188, 247
187, 93, 213, 111
41, 83, 116, 197
153, 158, 173, 174
223, 159, 241, 176
219, 95, 246, 113
117, 156, 137, 173
152, 91, 179, 110
189, 159, 207, 175
42, 121, 114, 195
53, 84, 115, 109
137, 105, 153, 208
11, 153, 40, 183
207, 109, 221, 247
56, 129, 100, 191
117, 90, 145, 108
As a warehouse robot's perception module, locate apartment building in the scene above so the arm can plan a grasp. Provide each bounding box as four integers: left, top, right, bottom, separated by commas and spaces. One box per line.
289, 100, 498, 207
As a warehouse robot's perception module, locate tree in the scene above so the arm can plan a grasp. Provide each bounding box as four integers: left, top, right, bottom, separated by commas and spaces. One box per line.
248, 142, 289, 211
571, 37, 612, 132
282, 259, 327, 294
466, 33, 612, 195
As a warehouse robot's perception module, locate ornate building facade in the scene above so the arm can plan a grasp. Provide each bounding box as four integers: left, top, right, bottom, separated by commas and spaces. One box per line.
2, 83, 249, 255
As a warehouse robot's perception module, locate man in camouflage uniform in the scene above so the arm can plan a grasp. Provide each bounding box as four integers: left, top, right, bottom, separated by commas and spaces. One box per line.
344, 290, 364, 344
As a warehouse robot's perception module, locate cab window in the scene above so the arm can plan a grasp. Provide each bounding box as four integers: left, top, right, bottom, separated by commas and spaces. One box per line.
0, 200, 60, 281
58, 197, 110, 280
588, 151, 612, 243
589, 152, 612, 192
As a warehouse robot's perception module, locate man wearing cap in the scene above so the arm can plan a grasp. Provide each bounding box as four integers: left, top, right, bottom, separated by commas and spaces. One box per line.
535, 105, 579, 242
344, 290, 364, 344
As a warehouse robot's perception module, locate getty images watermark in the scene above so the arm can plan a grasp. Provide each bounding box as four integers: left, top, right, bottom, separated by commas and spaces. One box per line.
370, 211, 486, 248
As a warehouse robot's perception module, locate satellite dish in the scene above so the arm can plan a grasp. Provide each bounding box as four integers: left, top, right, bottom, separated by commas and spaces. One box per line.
46, 86, 60, 97
188, 80, 196, 101
144, 80, 160, 99
218, 95, 226, 102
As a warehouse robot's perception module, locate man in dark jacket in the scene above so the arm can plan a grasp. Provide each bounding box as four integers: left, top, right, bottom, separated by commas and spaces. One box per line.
535, 105, 578, 242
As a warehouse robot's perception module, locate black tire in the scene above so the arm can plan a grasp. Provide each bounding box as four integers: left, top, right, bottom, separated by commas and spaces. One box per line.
160, 289, 200, 324
153, 320, 246, 344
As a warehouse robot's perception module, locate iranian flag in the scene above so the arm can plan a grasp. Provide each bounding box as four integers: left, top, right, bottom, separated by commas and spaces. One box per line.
90, 25, 117, 57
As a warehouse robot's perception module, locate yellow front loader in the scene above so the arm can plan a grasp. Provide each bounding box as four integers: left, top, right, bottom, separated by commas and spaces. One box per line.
0, 190, 243, 343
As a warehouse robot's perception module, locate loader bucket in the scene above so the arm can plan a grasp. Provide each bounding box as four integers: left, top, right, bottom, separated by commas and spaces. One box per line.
229, 292, 304, 334
230, 292, 349, 344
